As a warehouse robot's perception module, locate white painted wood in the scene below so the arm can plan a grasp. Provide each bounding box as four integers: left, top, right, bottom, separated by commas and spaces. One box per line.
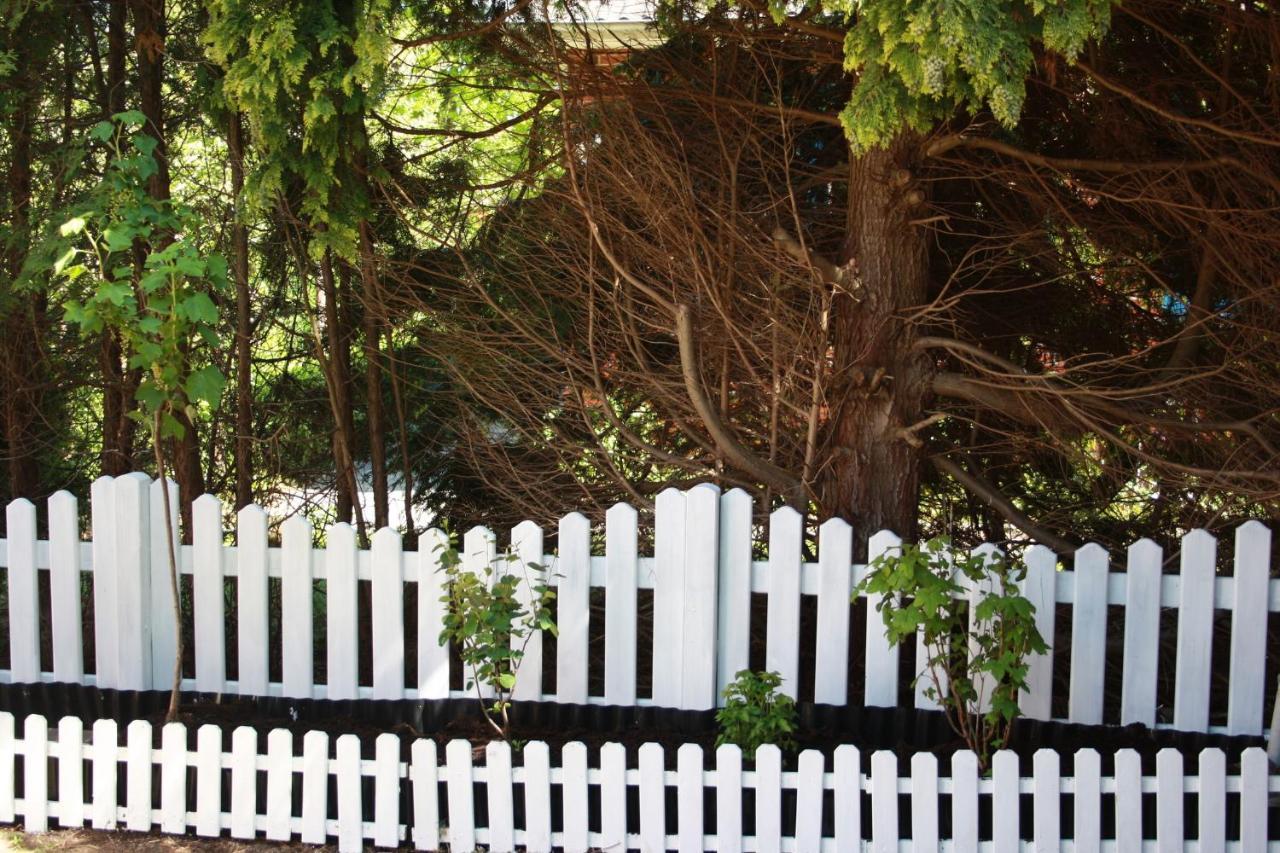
125, 719, 152, 832
682, 484, 720, 710
652, 488, 684, 707
639, 742, 666, 853
375, 733, 401, 849
336, 733, 363, 852
563, 741, 590, 853
6, 499, 39, 683
795, 749, 824, 852
192, 493, 226, 694
281, 514, 314, 698
601, 742, 629, 853
48, 492, 83, 683
231, 726, 257, 839
1114, 749, 1142, 853
678, 743, 705, 853
1174, 529, 1216, 731
1240, 747, 1268, 853
1229, 521, 1271, 735
115, 473, 153, 690
715, 744, 743, 853
1072, 749, 1100, 853
300, 730, 329, 845
1068, 543, 1108, 725
410, 739, 439, 851
511, 519, 546, 702
90, 476, 119, 688
814, 518, 852, 706
1198, 747, 1225, 853
604, 505, 637, 705
992, 750, 1020, 853
1032, 749, 1059, 853
1155, 748, 1183, 853
969, 544, 1005, 714
0, 714, 11, 824
445, 739, 475, 853
90, 718, 116, 829
485, 741, 515, 853
159, 721, 186, 834
522, 740, 552, 853
832, 745, 860, 853
149, 478, 181, 690
194, 724, 222, 837
23, 715, 47, 832
755, 744, 782, 853
864, 530, 902, 708
716, 489, 753, 703
56, 716, 84, 828
557, 513, 591, 704
951, 751, 978, 853
237, 503, 270, 696
869, 750, 897, 853
766, 506, 803, 699
372, 528, 405, 700
417, 528, 450, 700
326, 522, 359, 701
1121, 538, 1162, 727
910, 752, 938, 851
463, 526, 497, 701
1018, 545, 1056, 720
265, 728, 294, 841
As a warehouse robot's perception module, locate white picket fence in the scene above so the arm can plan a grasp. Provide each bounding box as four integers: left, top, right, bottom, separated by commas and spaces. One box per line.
0, 474, 1276, 734
0, 711, 1274, 851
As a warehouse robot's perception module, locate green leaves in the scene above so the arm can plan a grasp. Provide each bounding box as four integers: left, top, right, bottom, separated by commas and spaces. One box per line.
716, 669, 798, 754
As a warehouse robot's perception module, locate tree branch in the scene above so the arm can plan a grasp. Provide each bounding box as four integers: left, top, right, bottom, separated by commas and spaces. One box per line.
931, 453, 1076, 553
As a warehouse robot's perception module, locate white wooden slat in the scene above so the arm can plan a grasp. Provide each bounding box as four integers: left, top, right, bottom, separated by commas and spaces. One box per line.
326, 522, 359, 701
864, 530, 902, 708
795, 749, 824, 852
1069, 543, 1109, 725
604, 505, 637, 705
48, 492, 83, 683
1174, 530, 1216, 731
149, 478, 180, 691
160, 721, 186, 834
23, 715, 47, 832
681, 484, 720, 710
832, 745, 860, 853
56, 716, 84, 828
755, 744, 783, 853
910, 752, 938, 851
523, 741, 552, 853
652, 488, 684, 706
1228, 521, 1271, 735
557, 513, 591, 704
410, 739, 439, 851
300, 730, 329, 845
512, 520, 546, 702
992, 750, 1020, 853
417, 528, 450, 700
563, 741, 590, 853
371, 528, 405, 701
766, 507, 803, 699
281, 515, 314, 698
193, 494, 226, 694
1018, 545, 1056, 720
486, 741, 515, 853
265, 729, 293, 841
869, 750, 897, 853
716, 489, 753, 703
814, 518, 852, 706
639, 743, 666, 853
195, 724, 222, 837
90, 718, 116, 829
237, 504, 270, 696
374, 733, 401, 849
715, 744, 743, 853
6, 499, 39, 683
0, 714, 11, 823
1156, 748, 1183, 853
1121, 539, 1162, 727
445, 739, 475, 852
463, 526, 497, 701
231, 726, 257, 839
951, 751, 978, 853
1114, 749, 1142, 852
678, 743, 705, 853
1240, 747, 1268, 853
116, 474, 153, 691
1073, 749, 1101, 853
1198, 747, 1225, 853
125, 719, 152, 832
91, 476, 119, 689
1032, 749, 1059, 853
968, 544, 1003, 714
336, 734, 363, 852
601, 742, 629, 853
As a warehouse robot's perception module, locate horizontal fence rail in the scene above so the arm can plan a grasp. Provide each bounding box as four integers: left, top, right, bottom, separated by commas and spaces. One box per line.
0, 475, 1275, 733
0, 712, 1274, 851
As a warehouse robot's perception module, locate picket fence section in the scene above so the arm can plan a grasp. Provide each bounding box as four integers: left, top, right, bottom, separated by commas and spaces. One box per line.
0, 475, 1276, 734
0, 711, 1274, 851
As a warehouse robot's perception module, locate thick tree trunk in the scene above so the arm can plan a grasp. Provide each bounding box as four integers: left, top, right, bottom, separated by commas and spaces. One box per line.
229, 111, 253, 510
358, 222, 389, 530
323, 253, 357, 525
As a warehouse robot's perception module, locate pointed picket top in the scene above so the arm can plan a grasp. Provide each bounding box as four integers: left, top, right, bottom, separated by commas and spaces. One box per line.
769, 502, 802, 527
420, 526, 449, 560
971, 541, 1005, 567
193, 492, 222, 517
605, 501, 636, 527
48, 489, 77, 517
721, 487, 752, 513
462, 525, 496, 575
559, 511, 591, 536
715, 742, 742, 763
1024, 543, 1056, 569
1128, 537, 1161, 563
6, 495, 34, 515
373, 525, 402, 550
281, 513, 311, 542
867, 529, 903, 562
1075, 541, 1107, 563
1237, 518, 1271, 540
512, 518, 542, 548
655, 485, 684, 507
237, 502, 267, 527
327, 521, 356, 545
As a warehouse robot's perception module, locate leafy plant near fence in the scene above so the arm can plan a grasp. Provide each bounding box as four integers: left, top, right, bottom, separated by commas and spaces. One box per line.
716, 669, 798, 755
857, 537, 1048, 769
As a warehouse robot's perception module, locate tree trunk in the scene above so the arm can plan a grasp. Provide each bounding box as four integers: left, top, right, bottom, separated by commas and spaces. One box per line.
322, 253, 357, 525
229, 111, 253, 510
358, 222, 388, 530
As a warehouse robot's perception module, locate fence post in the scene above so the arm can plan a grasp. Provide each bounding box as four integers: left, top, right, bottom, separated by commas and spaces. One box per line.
682, 483, 719, 710
116, 473, 153, 691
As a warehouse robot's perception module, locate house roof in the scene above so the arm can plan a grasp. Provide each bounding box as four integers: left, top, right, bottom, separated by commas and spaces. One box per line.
546, 0, 661, 49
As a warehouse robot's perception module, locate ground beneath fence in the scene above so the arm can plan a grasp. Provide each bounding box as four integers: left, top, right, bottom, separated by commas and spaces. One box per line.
0, 828, 327, 851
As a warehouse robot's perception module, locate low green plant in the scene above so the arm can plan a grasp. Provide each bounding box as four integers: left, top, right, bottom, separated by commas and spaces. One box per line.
715, 669, 798, 754
437, 543, 556, 740
856, 537, 1048, 769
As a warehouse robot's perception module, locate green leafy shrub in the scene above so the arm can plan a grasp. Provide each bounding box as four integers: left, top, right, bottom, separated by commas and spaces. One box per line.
856, 537, 1048, 769
716, 669, 798, 754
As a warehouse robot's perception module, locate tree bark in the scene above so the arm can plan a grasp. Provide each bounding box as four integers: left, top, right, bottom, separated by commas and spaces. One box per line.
358, 221, 389, 530
323, 253, 358, 525
229, 111, 253, 510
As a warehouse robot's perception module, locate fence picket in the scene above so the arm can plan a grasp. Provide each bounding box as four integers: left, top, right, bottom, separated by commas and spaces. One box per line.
1156, 748, 1183, 853
652, 488, 684, 706
639, 743, 666, 853
815, 518, 852, 706
125, 719, 152, 832
992, 751, 1020, 853
756, 744, 782, 853
865, 530, 902, 707
601, 742, 629, 853
445, 739, 475, 852
149, 478, 180, 690
1174, 530, 1216, 731
336, 734, 363, 852
48, 492, 83, 683
417, 528, 450, 700
1229, 521, 1271, 734
371, 528, 405, 700
300, 730, 329, 844
463, 526, 496, 701
715, 744, 743, 853
795, 749, 824, 852
870, 750, 897, 853
90, 477, 118, 688
951, 751, 978, 853
90, 718, 116, 829
1115, 749, 1143, 851
563, 741, 590, 853
231, 726, 257, 839
1121, 539, 1161, 727
1240, 748, 1267, 853
716, 489, 753, 703
1198, 748, 1225, 853
23, 715, 47, 832
327, 522, 359, 701
410, 739, 439, 851
6, 499, 38, 683
604, 505, 637, 705
281, 515, 314, 698
485, 741, 514, 853
116, 474, 152, 691
1073, 749, 1100, 853
1019, 545, 1056, 719
237, 504, 269, 696
910, 752, 938, 850
523, 741, 552, 853
1069, 543, 1108, 725
766, 507, 803, 699
968, 544, 1002, 714
195, 724, 222, 837
193, 494, 226, 693
678, 744, 705, 853
1032, 749, 1059, 853
832, 745, 860, 853
682, 484, 720, 710
375, 733, 401, 849
0, 714, 13, 824
56, 716, 84, 828
557, 513, 591, 704
511, 520, 545, 702
265, 729, 293, 841
160, 722, 186, 834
